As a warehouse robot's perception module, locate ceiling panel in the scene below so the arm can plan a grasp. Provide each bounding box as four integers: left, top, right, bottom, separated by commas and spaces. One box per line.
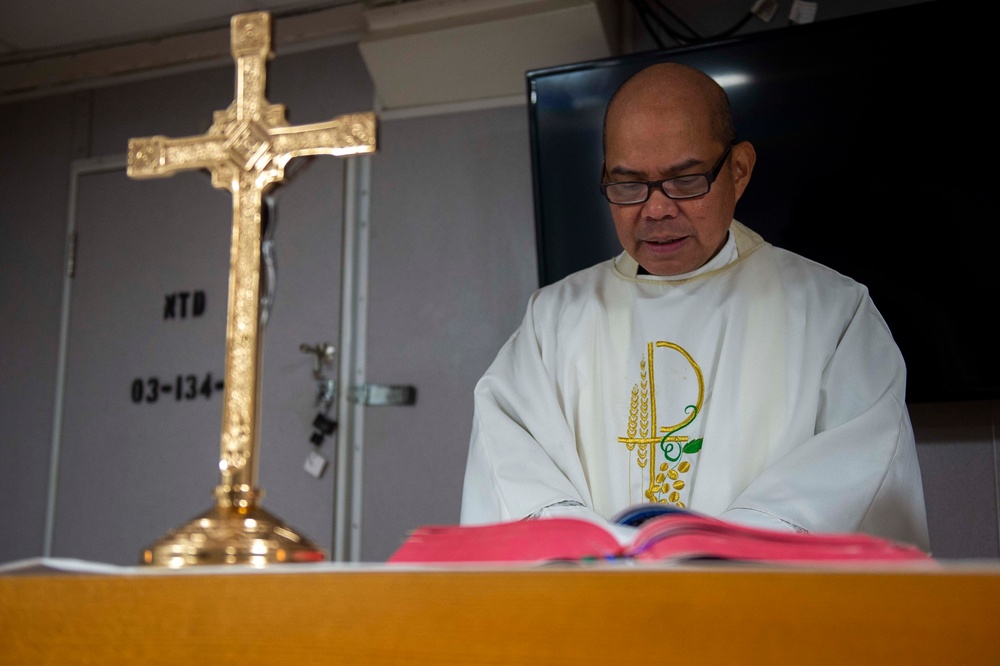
0, 0, 355, 58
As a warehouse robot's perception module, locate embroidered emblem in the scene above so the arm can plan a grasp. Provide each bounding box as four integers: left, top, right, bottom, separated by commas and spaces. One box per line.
618, 342, 704, 507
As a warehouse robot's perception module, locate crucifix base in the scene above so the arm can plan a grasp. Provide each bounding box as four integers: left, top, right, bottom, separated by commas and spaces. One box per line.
140, 486, 326, 568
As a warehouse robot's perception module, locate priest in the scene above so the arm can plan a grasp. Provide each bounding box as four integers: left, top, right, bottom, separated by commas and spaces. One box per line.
459, 62, 930, 551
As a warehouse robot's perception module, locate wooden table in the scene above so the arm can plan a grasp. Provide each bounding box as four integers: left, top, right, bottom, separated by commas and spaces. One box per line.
2, 560, 999, 665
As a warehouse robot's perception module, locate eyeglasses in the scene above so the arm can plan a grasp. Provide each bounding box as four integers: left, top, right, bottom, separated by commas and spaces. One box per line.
599, 143, 734, 205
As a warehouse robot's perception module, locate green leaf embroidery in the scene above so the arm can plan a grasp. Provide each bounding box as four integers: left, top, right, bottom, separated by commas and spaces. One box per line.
682, 438, 703, 454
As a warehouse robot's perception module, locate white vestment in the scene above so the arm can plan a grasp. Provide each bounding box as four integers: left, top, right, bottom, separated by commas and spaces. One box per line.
461, 221, 930, 552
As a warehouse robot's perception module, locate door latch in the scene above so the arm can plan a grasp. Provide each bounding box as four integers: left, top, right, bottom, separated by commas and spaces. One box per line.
348, 384, 417, 406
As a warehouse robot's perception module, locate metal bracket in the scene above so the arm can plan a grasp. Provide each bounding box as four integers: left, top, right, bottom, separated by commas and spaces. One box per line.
316, 378, 337, 411
348, 384, 416, 406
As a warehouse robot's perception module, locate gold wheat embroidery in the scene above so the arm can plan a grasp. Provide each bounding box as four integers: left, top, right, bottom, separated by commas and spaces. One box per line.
618, 341, 705, 507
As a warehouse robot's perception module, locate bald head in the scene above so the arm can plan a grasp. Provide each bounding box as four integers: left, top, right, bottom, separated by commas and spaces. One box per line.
603, 63, 735, 157
600, 61, 755, 276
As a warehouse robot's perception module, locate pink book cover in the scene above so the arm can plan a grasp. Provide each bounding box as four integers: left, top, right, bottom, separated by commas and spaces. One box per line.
387, 518, 624, 564
387, 508, 933, 566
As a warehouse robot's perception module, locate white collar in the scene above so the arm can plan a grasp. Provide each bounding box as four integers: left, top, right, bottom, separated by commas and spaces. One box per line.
614, 227, 739, 282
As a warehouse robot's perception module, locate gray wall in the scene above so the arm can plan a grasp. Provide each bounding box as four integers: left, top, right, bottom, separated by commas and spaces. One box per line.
362, 107, 537, 557
1, 92, 87, 562
2, 0, 997, 564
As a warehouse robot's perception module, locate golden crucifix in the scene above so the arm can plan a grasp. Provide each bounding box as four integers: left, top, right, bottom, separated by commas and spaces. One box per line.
127, 11, 376, 567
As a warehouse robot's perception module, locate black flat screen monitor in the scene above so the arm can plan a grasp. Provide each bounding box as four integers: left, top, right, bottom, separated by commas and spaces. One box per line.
526, 1, 995, 404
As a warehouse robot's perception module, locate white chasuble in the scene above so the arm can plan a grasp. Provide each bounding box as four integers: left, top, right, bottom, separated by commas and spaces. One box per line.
461, 221, 930, 551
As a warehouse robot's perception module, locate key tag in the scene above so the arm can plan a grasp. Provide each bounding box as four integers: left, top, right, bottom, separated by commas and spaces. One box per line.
304, 449, 328, 478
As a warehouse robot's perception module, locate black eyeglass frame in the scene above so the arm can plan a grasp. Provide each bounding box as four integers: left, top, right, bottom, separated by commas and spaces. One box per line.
599, 142, 735, 205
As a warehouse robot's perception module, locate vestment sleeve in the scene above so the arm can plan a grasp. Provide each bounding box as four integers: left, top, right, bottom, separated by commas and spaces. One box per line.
460, 295, 600, 526
722, 292, 930, 551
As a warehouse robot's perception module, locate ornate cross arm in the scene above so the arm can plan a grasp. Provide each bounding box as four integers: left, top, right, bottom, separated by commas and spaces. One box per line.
127, 135, 228, 179
269, 113, 377, 161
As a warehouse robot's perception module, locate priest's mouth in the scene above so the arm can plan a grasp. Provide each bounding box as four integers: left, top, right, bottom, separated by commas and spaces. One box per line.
644, 238, 685, 248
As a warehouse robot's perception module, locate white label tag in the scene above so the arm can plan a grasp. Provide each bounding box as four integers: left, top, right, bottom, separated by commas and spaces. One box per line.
304, 450, 328, 478
789, 0, 818, 24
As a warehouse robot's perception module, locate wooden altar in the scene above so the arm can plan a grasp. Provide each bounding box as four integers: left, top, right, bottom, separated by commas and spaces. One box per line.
2, 562, 999, 664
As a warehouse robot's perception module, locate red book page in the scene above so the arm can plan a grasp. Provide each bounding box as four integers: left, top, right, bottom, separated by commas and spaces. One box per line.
627, 514, 931, 562
387, 518, 623, 564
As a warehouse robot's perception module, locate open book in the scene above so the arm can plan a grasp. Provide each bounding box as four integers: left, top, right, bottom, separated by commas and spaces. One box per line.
387, 505, 932, 565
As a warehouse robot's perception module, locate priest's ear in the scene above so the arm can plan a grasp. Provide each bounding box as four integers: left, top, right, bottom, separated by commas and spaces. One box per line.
730, 140, 756, 202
